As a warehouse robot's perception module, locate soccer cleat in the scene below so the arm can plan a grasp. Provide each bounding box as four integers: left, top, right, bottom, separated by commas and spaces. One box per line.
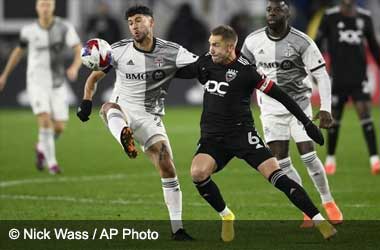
299, 213, 314, 228
371, 160, 380, 175
120, 127, 138, 159
221, 211, 235, 242
323, 201, 343, 225
324, 162, 336, 175
171, 229, 194, 241
48, 165, 62, 175
35, 144, 45, 171
315, 220, 337, 240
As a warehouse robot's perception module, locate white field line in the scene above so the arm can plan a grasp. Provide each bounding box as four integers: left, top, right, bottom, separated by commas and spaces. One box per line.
0, 194, 376, 208
0, 173, 158, 188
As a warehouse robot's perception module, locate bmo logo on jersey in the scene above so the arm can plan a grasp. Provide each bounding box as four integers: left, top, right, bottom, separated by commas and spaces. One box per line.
339, 30, 362, 45
204, 80, 229, 96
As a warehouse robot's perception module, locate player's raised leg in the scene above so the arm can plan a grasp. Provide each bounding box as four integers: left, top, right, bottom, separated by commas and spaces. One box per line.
146, 139, 193, 241
100, 102, 137, 158
191, 153, 235, 242
258, 158, 337, 240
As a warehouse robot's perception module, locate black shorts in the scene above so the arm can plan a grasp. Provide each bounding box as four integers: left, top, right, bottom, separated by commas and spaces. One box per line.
195, 127, 273, 172
332, 80, 371, 107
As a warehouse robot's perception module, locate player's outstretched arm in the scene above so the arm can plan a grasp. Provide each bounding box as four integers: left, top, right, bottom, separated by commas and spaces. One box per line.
265, 83, 325, 145
0, 47, 25, 91
66, 44, 82, 82
77, 71, 106, 122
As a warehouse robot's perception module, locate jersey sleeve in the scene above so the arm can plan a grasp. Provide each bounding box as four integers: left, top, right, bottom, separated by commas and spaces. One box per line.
176, 46, 199, 68
241, 39, 256, 64
19, 26, 29, 48
252, 68, 274, 93
65, 22, 81, 47
302, 40, 326, 73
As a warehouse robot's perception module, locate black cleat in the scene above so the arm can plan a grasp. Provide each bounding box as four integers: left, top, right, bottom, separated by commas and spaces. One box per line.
120, 127, 138, 159
172, 229, 194, 241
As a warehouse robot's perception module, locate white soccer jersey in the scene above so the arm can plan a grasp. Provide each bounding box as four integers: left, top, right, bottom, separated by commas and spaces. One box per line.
19, 17, 81, 89
109, 38, 198, 116
242, 27, 326, 115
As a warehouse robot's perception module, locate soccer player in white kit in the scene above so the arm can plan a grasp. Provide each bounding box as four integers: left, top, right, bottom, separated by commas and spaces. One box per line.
0, 0, 82, 174
242, 0, 343, 227
76, 5, 197, 240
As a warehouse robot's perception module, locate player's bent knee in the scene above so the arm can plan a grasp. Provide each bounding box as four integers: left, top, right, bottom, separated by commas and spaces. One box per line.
190, 164, 212, 182
257, 157, 280, 179
37, 112, 53, 128
54, 123, 65, 134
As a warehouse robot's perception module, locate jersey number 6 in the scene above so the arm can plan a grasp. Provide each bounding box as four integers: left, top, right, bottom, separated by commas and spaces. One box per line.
248, 132, 263, 149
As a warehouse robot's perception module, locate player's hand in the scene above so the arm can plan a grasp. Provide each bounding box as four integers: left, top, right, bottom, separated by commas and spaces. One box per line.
313, 111, 333, 129
304, 121, 325, 145
0, 74, 7, 92
77, 100, 92, 122
66, 66, 79, 82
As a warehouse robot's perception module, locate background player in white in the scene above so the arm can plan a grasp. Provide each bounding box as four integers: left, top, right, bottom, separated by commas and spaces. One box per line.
0, 0, 82, 174
76, 5, 197, 240
242, 0, 343, 227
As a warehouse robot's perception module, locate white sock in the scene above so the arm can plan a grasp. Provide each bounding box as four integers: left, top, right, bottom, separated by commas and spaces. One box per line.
278, 157, 303, 186
312, 213, 326, 225
162, 176, 183, 233
38, 128, 57, 167
325, 155, 336, 165
106, 108, 127, 145
370, 155, 379, 165
219, 206, 232, 217
301, 152, 333, 203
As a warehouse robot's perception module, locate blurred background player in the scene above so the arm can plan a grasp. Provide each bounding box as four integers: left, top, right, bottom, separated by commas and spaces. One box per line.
85, 1, 122, 44
315, 0, 380, 175
242, 0, 343, 227
0, 0, 82, 174
176, 25, 336, 242
77, 5, 197, 240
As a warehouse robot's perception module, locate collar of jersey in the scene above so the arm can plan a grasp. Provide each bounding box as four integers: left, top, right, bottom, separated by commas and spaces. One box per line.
265, 26, 291, 42
37, 17, 56, 30
133, 37, 157, 53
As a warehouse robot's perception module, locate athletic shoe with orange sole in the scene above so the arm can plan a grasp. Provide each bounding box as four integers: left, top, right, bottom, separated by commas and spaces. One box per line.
324, 162, 336, 175
323, 201, 343, 225
299, 213, 314, 228
371, 160, 380, 175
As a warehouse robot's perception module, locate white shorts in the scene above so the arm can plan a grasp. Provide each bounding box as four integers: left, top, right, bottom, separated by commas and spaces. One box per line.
108, 95, 170, 152
27, 84, 69, 121
261, 105, 313, 143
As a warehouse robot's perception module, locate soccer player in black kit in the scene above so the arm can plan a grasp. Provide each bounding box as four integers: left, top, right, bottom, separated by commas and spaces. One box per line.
316, 0, 380, 175
176, 25, 336, 242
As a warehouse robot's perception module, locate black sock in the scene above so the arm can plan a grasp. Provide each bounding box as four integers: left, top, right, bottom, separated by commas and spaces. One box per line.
194, 177, 226, 213
361, 119, 378, 156
327, 123, 340, 155
269, 169, 319, 219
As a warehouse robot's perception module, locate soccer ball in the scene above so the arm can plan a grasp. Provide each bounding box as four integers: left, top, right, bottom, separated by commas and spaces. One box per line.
81, 38, 112, 71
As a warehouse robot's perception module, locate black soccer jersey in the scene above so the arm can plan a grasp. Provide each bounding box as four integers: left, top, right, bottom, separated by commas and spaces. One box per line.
177, 53, 274, 137
316, 6, 380, 87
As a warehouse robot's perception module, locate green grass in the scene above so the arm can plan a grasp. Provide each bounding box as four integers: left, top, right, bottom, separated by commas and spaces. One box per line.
0, 106, 379, 249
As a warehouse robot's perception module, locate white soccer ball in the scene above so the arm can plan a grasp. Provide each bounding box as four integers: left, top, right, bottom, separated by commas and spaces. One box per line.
81, 38, 113, 71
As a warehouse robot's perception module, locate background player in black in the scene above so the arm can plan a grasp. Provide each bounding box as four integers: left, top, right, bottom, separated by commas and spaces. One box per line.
177, 25, 336, 242
316, 0, 380, 175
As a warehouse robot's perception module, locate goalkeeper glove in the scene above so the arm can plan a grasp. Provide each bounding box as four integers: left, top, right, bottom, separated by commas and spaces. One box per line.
77, 100, 92, 122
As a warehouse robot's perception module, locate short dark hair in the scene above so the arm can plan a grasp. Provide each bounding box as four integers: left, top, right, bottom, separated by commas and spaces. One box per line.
211, 25, 238, 44
268, 0, 290, 6
125, 5, 153, 19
